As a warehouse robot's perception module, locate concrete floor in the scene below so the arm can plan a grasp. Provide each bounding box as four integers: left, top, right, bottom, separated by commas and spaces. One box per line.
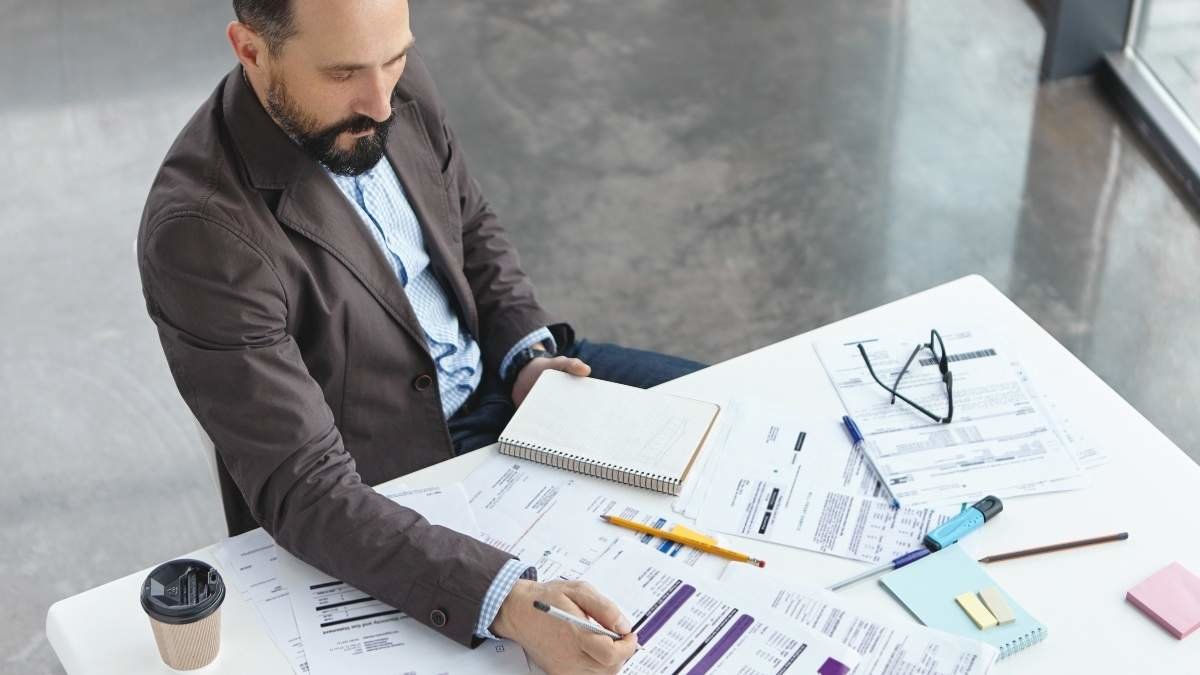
4, 1, 1200, 673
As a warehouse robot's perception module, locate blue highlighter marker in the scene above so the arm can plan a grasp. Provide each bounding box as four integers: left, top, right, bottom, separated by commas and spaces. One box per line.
826, 495, 1004, 591
923, 496, 1004, 551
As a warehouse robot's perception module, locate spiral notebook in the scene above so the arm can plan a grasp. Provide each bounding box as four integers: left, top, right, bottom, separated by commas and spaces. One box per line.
880, 545, 1047, 659
497, 370, 721, 495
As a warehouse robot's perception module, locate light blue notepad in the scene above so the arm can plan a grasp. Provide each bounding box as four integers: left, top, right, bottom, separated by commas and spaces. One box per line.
880, 545, 1047, 659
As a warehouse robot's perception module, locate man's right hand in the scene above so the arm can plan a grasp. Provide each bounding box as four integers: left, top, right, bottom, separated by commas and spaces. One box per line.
490, 579, 639, 674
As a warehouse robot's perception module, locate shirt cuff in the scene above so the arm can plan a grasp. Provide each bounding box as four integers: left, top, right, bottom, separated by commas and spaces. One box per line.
498, 327, 557, 381
475, 558, 538, 640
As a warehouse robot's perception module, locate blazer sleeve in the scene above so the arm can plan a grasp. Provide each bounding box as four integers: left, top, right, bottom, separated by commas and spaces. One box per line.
139, 213, 513, 647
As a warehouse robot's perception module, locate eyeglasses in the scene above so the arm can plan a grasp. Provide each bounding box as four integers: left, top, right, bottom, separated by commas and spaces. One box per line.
856, 329, 954, 424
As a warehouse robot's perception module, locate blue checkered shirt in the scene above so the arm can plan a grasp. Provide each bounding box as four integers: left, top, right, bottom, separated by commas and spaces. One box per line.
327, 158, 554, 417
327, 157, 545, 637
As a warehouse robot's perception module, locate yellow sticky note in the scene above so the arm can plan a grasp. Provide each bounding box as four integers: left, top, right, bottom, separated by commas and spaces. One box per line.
979, 587, 1016, 625
669, 524, 717, 546
956, 592, 998, 629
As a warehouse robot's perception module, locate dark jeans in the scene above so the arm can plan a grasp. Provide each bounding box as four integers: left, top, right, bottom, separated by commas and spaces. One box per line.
447, 339, 707, 455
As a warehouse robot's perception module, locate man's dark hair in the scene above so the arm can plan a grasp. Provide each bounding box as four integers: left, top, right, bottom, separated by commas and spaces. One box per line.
233, 0, 297, 54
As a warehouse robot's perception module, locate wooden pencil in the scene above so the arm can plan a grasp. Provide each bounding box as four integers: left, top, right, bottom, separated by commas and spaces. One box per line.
978, 532, 1129, 563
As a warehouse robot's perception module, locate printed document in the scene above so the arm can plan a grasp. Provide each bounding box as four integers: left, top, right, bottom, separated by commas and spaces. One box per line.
699, 483, 950, 563
464, 455, 729, 580
691, 403, 953, 562
1015, 361, 1108, 469
275, 485, 529, 674
815, 328, 1087, 508
214, 528, 308, 674
583, 542, 862, 674
697, 402, 886, 498
721, 565, 997, 675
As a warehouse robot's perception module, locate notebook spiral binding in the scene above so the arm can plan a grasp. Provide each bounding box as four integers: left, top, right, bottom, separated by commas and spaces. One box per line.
497, 437, 682, 495
999, 625, 1047, 659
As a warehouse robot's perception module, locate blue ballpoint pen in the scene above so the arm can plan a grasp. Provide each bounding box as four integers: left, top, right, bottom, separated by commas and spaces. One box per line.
842, 415, 899, 508
825, 548, 931, 591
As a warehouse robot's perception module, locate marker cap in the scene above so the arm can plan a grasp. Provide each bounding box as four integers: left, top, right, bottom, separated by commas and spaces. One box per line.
972, 496, 1003, 521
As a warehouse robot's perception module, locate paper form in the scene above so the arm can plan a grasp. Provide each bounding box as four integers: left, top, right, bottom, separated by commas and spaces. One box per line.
543, 486, 731, 579
698, 481, 952, 563
815, 329, 1088, 508
464, 455, 730, 580
1014, 362, 1108, 469
275, 485, 529, 675
720, 565, 997, 675
688, 403, 952, 562
213, 528, 309, 674
581, 542, 862, 675
690, 402, 892, 509
212, 485, 438, 674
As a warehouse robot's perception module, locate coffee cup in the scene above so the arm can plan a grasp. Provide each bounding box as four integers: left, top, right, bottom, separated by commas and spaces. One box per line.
140, 558, 225, 670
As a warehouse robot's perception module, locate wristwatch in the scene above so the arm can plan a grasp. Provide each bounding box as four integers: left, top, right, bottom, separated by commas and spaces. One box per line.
505, 346, 555, 388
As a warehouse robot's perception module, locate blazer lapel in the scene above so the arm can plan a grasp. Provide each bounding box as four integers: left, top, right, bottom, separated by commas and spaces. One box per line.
220, 67, 428, 351
385, 102, 480, 338
275, 164, 430, 350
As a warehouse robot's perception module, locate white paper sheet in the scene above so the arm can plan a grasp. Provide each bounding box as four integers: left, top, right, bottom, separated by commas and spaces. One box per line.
540, 484, 731, 580
1014, 361, 1108, 469
276, 485, 529, 675
464, 455, 730, 581
696, 402, 887, 499
213, 528, 309, 674
721, 565, 997, 675
698, 481, 952, 563
815, 329, 1088, 508
581, 542, 862, 674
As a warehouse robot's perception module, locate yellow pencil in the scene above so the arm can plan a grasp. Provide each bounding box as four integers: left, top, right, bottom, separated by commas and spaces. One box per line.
601, 515, 767, 567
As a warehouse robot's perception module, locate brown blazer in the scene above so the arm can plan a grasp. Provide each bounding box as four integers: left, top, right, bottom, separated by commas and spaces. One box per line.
137, 53, 570, 647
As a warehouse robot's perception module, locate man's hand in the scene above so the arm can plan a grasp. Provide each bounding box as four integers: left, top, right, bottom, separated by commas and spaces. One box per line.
491, 579, 639, 675
511, 355, 591, 407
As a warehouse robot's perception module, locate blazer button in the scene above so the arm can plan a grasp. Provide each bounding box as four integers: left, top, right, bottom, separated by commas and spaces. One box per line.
430, 608, 448, 627
413, 374, 434, 391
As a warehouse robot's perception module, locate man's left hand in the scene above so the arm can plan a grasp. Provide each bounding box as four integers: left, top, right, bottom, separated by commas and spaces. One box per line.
511, 355, 591, 407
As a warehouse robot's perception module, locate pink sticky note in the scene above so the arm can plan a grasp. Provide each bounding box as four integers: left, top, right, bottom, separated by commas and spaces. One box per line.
1126, 562, 1200, 639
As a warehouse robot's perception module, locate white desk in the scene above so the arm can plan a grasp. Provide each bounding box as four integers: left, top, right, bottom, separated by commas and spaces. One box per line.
47, 275, 1200, 673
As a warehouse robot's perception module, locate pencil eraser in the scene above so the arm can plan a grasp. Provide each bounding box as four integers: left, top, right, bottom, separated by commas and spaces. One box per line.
955, 592, 998, 629
978, 587, 1016, 624
1126, 562, 1200, 639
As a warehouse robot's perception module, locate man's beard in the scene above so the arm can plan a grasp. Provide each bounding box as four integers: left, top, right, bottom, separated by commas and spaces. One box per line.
266, 76, 392, 177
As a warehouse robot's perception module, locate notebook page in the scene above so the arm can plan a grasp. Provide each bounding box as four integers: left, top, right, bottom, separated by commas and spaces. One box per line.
503, 370, 720, 479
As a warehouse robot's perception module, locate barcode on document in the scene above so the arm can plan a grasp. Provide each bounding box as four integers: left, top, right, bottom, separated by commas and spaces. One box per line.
919, 348, 997, 367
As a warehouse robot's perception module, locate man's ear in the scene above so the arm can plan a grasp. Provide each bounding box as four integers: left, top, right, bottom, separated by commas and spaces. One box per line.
226, 21, 267, 74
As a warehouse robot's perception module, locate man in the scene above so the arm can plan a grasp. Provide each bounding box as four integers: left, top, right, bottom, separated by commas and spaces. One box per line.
137, 0, 705, 672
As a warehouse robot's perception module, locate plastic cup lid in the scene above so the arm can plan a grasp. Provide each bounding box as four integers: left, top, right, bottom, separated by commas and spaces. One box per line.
140, 558, 225, 625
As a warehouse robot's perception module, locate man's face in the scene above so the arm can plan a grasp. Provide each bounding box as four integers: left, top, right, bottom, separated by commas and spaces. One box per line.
260, 0, 414, 176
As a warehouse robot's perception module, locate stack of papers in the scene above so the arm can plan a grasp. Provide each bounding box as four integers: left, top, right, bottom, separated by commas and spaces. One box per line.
207, 327, 1094, 673
214, 485, 527, 675
676, 327, 1102, 564
214, 458, 865, 673
216, 456, 997, 673
684, 403, 960, 564
814, 328, 1091, 509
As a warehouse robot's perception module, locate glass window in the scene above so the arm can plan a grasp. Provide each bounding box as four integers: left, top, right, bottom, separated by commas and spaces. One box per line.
1131, 0, 1200, 130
